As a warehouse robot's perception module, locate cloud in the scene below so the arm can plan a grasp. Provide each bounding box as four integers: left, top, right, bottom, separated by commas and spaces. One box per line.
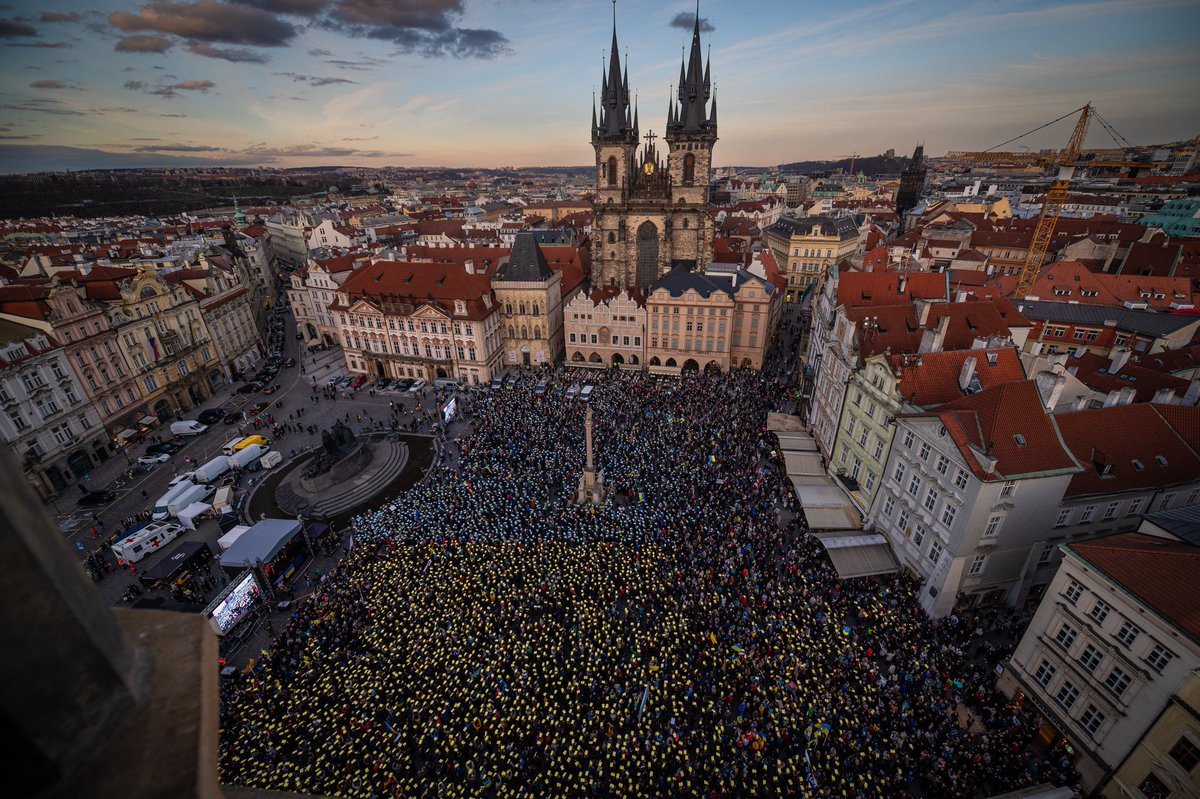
115, 34, 174, 52
273, 71, 355, 86
40, 12, 81, 23
0, 17, 37, 36
123, 80, 145, 90
241, 142, 405, 158
125, 78, 214, 97
0, 134, 40, 139
310, 76, 354, 86
9, 41, 72, 48
232, 0, 330, 13
0, 143, 268, 173
1, 102, 85, 115
160, 112, 187, 117
187, 42, 268, 62
174, 79, 214, 90
110, 0, 296, 47
668, 12, 715, 33
29, 80, 69, 89
327, 0, 511, 58
308, 47, 331, 56
133, 142, 222, 151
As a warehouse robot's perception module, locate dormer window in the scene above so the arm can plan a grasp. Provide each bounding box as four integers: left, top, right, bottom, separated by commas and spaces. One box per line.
1156, 455, 1168, 467
455, 300, 466, 315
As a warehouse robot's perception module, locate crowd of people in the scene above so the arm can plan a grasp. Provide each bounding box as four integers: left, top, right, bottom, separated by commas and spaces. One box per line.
218, 352, 1076, 797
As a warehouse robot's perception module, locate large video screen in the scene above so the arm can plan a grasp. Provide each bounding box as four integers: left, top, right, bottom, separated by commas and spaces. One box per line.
442, 397, 458, 425
210, 571, 261, 635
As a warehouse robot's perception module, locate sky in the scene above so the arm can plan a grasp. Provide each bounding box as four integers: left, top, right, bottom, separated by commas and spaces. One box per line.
0, 0, 1198, 173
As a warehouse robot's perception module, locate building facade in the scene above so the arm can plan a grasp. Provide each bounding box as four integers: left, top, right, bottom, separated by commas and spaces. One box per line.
564, 288, 646, 368
762, 215, 861, 302
0, 322, 107, 498
590, 11, 716, 288
493, 233, 565, 368
997, 533, 1200, 797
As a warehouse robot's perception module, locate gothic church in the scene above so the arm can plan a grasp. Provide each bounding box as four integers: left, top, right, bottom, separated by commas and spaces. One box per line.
592, 5, 717, 288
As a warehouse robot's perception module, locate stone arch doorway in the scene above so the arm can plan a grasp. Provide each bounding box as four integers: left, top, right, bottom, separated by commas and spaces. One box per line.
435, 366, 448, 378
571, 351, 584, 362
649, 356, 661, 366
665, 357, 677, 368
704, 360, 722, 375
305, 322, 317, 340
682, 358, 699, 373
611, 353, 624, 366
629, 354, 640, 365
521, 345, 531, 367
153, 398, 172, 421
374, 360, 385, 378
67, 450, 92, 477
636, 221, 659, 287
589, 352, 603, 364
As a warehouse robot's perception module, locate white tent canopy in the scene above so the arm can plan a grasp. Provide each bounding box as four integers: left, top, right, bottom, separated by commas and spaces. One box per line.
783, 451, 825, 476
176, 501, 211, 531
217, 524, 252, 552
814, 532, 899, 579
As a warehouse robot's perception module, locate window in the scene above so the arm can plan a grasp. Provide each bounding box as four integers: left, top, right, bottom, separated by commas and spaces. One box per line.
1137, 773, 1169, 799
883, 496, 896, 517
954, 469, 969, 490
928, 540, 943, 564
924, 488, 938, 511
984, 515, 1003, 538
1055, 623, 1078, 650
7, 409, 28, 431
1079, 705, 1106, 737
1001, 480, 1017, 498
1127, 498, 1145, 517
1103, 666, 1131, 698
969, 555, 987, 576
858, 428, 868, 447
893, 463, 906, 483
1034, 660, 1057, 687
903, 430, 914, 448
919, 441, 931, 461
847, 418, 856, 438
1102, 501, 1120, 520
1080, 505, 1095, 524
1169, 737, 1200, 771
1079, 644, 1102, 673
1064, 579, 1084, 604
1050, 509, 1071, 528
1147, 644, 1174, 672
1090, 599, 1111, 625
936, 454, 949, 474
908, 475, 920, 497
1116, 621, 1140, 648
897, 508, 909, 531
865, 472, 876, 492
1159, 492, 1176, 510
912, 524, 924, 546
941, 505, 957, 527
1055, 681, 1079, 711
873, 439, 884, 460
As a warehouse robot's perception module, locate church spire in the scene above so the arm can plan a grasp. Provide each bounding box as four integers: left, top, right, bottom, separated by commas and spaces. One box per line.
595, 1, 634, 143
669, 0, 714, 135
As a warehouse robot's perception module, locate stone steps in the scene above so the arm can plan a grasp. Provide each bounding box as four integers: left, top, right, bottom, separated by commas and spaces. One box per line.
299, 441, 408, 519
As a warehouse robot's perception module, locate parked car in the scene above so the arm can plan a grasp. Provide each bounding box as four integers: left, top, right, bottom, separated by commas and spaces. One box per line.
237, 381, 262, 394
339, 376, 354, 389
169, 472, 196, 487
223, 410, 245, 425
350, 375, 368, 389
374, 377, 390, 390
197, 408, 226, 425
284, 357, 296, 368
295, 332, 304, 340
78, 490, 116, 507
138, 453, 171, 466
327, 375, 342, 386
408, 379, 427, 393
145, 441, 183, 456
391, 378, 413, 391
261, 384, 280, 395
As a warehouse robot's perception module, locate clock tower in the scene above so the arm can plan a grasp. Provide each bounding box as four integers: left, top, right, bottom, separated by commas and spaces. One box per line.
592, 2, 717, 289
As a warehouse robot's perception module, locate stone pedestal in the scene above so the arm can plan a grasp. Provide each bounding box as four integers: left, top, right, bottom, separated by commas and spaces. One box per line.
576, 467, 607, 505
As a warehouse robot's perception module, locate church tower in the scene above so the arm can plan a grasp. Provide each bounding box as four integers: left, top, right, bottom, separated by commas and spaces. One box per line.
592, 2, 717, 289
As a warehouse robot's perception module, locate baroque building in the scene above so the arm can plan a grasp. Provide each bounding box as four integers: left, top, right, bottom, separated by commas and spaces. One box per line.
591, 7, 717, 288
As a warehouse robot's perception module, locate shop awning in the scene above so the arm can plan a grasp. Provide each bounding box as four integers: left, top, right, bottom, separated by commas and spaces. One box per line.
788, 476, 862, 530
115, 428, 138, 442
766, 412, 806, 433
138, 415, 158, 427
138, 540, 212, 584
774, 432, 819, 452
219, 518, 302, 568
783, 451, 825, 476
814, 533, 898, 579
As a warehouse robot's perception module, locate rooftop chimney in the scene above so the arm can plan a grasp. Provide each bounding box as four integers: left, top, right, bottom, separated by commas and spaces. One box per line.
1185, 378, 1200, 407
918, 314, 951, 354
1152, 387, 1178, 404
958, 356, 978, 392
1108, 346, 1132, 374
464, 259, 475, 275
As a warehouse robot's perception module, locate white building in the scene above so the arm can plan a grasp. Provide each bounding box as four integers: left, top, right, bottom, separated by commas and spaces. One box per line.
305, 219, 367, 253
997, 532, 1200, 797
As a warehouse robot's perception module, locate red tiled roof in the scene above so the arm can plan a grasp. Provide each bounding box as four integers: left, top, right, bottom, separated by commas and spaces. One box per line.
1064, 351, 1190, 403
838, 271, 948, 308
890, 347, 1025, 407
1136, 344, 1200, 375
910, 380, 1080, 480
334, 259, 497, 321
1053, 404, 1200, 497
1068, 533, 1200, 642
1154, 402, 1200, 452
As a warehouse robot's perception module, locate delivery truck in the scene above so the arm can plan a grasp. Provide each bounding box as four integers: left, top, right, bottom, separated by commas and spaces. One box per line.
193, 455, 231, 484
228, 444, 268, 470
170, 420, 208, 436
153, 480, 198, 521
165, 482, 213, 519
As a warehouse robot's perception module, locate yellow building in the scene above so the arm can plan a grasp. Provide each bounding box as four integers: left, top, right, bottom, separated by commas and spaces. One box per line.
1102, 670, 1200, 799
762, 215, 861, 303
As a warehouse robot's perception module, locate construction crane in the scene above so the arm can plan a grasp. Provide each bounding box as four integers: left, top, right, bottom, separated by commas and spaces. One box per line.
835, 152, 861, 176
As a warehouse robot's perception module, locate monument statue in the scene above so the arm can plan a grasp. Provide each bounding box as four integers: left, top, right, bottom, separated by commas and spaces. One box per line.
576, 406, 607, 505
303, 421, 358, 478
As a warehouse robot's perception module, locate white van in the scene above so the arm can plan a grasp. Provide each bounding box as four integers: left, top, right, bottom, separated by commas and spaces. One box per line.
193, 455, 231, 484
153, 480, 198, 521
433, 378, 460, 391
579, 385, 595, 402
228, 444, 268, 470
221, 438, 243, 457
112, 521, 185, 564
171, 420, 208, 436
